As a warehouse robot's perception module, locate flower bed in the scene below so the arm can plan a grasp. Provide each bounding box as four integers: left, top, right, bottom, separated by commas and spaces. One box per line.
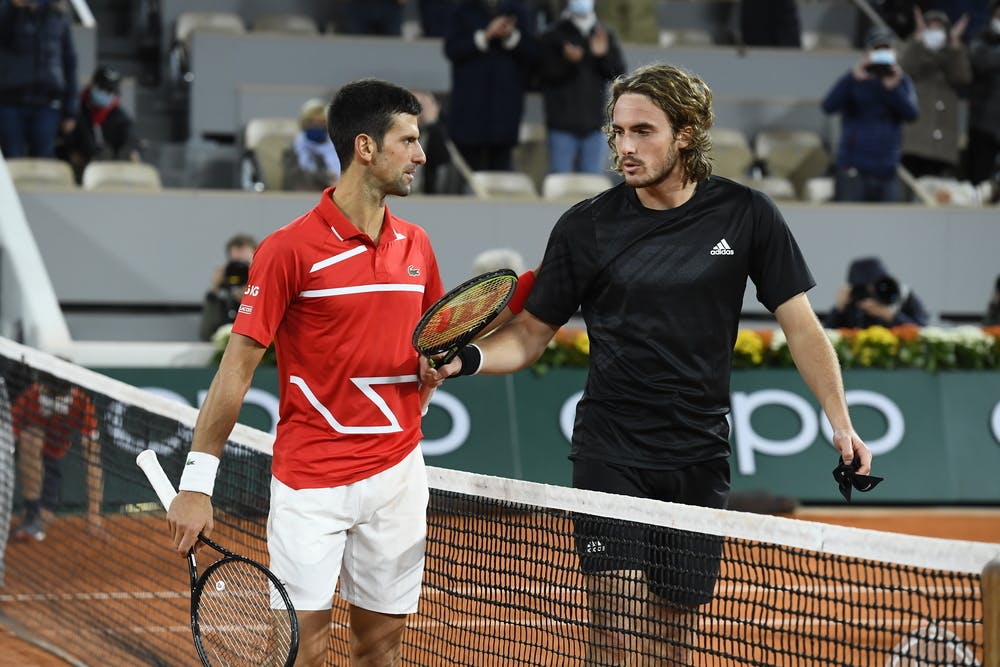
536, 325, 1000, 375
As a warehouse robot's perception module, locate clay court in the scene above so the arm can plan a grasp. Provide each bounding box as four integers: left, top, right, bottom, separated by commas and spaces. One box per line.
1, 505, 997, 666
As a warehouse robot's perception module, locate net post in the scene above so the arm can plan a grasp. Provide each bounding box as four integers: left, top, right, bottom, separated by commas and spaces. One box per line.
985, 558, 1000, 667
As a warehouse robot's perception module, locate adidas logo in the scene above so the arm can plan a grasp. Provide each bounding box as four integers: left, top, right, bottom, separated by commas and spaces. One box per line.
710, 238, 734, 256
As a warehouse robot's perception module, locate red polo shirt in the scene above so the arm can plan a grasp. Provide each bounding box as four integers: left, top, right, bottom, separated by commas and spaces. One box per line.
233, 188, 444, 488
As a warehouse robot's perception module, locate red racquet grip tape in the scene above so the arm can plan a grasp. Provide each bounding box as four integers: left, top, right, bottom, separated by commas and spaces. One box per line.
507, 270, 535, 314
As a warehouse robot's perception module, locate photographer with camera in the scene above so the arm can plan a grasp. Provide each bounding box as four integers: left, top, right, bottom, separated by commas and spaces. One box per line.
198, 234, 256, 341
822, 26, 919, 202
825, 256, 929, 329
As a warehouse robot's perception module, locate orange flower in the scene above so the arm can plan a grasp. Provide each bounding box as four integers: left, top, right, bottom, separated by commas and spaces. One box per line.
891, 324, 921, 342
554, 326, 583, 347
756, 329, 774, 348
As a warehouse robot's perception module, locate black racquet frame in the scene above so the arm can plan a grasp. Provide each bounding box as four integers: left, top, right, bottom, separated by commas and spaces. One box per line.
412, 268, 519, 367
136, 449, 300, 667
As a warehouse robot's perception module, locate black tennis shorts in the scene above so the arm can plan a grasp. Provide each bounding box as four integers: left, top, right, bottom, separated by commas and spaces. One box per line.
572, 457, 730, 607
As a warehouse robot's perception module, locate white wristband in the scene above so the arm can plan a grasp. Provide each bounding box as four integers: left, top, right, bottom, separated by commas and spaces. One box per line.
178, 451, 220, 496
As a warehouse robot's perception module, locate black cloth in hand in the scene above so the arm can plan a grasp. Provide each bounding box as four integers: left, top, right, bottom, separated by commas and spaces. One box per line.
832, 457, 884, 502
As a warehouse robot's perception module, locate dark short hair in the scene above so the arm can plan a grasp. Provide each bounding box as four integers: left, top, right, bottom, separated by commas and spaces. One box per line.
327, 79, 422, 170
225, 233, 257, 254
92, 65, 121, 92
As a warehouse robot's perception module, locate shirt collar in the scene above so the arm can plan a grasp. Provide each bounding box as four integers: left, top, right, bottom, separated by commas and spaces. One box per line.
314, 187, 399, 245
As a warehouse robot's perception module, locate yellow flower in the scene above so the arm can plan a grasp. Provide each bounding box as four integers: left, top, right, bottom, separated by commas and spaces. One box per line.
733, 329, 765, 366
574, 331, 590, 355
852, 325, 899, 367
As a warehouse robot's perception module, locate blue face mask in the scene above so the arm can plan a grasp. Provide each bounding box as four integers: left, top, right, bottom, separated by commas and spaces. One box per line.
568, 0, 594, 14
304, 127, 328, 144
89, 88, 115, 108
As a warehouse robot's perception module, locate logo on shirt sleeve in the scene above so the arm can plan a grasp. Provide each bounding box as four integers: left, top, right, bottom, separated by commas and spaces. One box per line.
407, 265, 421, 277
238, 304, 253, 315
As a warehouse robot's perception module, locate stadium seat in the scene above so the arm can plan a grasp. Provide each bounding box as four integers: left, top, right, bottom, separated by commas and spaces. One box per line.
81, 162, 163, 192
710, 128, 754, 181
803, 176, 835, 203
658, 29, 713, 48
168, 12, 246, 87
5, 158, 76, 188
541, 173, 614, 201
252, 14, 319, 35
801, 31, 853, 51
468, 171, 539, 200
239, 117, 300, 192
753, 129, 830, 198
915, 176, 984, 207
752, 176, 797, 201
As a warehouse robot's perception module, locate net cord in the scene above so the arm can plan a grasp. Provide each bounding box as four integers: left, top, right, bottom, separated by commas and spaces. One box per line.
4, 335, 998, 576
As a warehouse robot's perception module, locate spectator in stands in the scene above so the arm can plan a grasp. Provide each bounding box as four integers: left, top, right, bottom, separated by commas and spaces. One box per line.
413, 89, 455, 193
984, 273, 1000, 325
899, 9, 971, 179
822, 27, 920, 202
283, 98, 341, 192
537, 0, 625, 175
10, 372, 102, 542
594, 0, 657, 44
444, 0, 538, 171
343, 0, 407, 36
57, 65, 141, 184
967, 0, 1000, 185
200, 233, 257, 341
0, 0, 78, 159
740, 0, 802, 48
825, 256, 929, 329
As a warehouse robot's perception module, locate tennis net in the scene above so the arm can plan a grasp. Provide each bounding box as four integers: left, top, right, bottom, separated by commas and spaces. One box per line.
0, 336, 998, 666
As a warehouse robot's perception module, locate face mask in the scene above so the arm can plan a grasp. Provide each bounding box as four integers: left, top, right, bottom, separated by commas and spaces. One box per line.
89, 88, 115, 108
992, 18, 1000, 34
922, 28, 946, 51
869, 49, 896, 65
304, 127, 328, 144
568, 0, 594, 15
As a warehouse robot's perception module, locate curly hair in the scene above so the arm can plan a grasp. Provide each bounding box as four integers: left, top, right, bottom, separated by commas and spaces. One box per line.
605, 63, 715, 185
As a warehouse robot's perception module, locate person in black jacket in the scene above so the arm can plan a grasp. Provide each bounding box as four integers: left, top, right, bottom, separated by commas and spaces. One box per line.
0, 0, 78, 158
444, 0, 538, 171
57, 65, 141, 183
537, 0, 625, 174
825, 256, 930, 329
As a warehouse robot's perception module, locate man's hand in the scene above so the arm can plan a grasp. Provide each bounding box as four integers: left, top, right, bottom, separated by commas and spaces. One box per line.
950, 14, 968, 46
881, 64, 903, 90
856, 297, 897, 323
832, 428, 872, 475
590, 26, 609, 57
563, 42, 584, 63
166, 490, 214, 556
60, 118, 76, 135
851, 58, 872, 81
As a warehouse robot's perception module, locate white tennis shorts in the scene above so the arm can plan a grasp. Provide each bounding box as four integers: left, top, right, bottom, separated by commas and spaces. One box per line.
267, 446, 429, 614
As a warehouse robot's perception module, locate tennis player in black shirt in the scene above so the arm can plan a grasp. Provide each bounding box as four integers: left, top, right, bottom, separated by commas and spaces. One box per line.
424, 62, 873, 665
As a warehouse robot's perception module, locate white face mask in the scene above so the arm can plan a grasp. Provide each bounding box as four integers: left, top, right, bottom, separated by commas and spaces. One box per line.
869, 48, 896, 65
567, 0, 594, 15
992, 17, 1000, 34
922, 28, 946, 51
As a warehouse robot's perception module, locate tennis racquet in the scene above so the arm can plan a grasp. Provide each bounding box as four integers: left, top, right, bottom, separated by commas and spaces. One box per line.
136, 449, 299, 667
412, 268, 519, 367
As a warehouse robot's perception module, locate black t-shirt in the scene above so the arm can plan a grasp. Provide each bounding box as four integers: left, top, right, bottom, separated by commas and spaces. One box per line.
525, 176, 815, 469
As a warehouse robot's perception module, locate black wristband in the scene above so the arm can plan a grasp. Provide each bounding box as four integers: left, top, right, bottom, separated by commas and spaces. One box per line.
455, 345, 482, 376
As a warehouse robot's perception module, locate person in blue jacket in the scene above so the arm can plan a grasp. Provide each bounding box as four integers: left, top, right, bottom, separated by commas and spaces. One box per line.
0, 0, 78, 158
822, 26, 919, 202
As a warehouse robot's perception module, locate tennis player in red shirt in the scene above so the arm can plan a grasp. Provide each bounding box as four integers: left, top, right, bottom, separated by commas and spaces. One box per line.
165, 79, 445, 667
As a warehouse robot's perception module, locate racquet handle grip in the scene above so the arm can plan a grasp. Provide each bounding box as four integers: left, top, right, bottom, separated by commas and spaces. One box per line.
136, 449, 179, 511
